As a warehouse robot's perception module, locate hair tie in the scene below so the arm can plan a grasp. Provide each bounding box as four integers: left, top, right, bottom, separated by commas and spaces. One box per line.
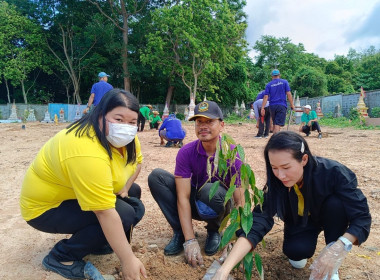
300, 142, 305, 153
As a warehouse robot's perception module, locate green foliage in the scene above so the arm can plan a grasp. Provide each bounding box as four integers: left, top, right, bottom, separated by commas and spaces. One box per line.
348, 107, 359, 120
224, 113, 253, 124
291, 66, 328, 97
319, 114, 379, 130
206, 133, 264, 279
175, 113, 185, 120
370, 107, 380, 118
141, 0, 247, 101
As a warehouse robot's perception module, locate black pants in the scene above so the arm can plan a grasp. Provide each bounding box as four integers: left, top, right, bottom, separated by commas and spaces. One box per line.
283, 195, 348, 261
150, 122, 159, 130
137, 112, 146, 131
27, 183, 143, 262
257, 107, 271, 137
302, 122, 321, 135
148, 168, 230, 233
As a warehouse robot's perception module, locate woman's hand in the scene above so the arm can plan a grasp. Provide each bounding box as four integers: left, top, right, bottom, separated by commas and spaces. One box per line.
183, 239, 204, 267
309, 241, 348, 280
121, 254, 147, 280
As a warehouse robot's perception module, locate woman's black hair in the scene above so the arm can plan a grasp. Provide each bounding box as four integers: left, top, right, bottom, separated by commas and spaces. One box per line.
66, 88, 139, 164
263, 131, 316, 226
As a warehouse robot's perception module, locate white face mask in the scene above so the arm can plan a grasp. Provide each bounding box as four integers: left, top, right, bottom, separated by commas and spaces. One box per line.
106, 121, 137, 148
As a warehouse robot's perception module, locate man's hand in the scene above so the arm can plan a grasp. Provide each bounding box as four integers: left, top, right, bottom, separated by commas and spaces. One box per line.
83, 107, 89, 114
183, 239, 204, 267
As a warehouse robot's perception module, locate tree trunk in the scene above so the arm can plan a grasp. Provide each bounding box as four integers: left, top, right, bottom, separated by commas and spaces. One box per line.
121, 1, 131, 92
166, 84, 174, 108
21, 80, 27, 104
5, 79, 10, 104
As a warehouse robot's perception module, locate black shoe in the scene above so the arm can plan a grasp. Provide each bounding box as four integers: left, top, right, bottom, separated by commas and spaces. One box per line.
318, 133, 322, 139
165, 141, 174, 147
305, 132, 310, 137
204, 231, 221, 256
254, 135, 262, 139
164, 232, 185, 255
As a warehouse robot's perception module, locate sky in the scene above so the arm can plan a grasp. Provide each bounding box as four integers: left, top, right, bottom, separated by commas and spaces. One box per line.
243, 0, 380, 61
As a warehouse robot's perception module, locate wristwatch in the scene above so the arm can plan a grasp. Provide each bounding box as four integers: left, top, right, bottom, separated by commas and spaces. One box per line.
338, 236, 353, 251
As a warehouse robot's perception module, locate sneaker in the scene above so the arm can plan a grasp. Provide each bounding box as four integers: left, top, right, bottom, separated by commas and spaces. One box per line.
165, 141, 174, 147
254, 135, 262, 139
204, 231, 221, 256
164, 232, 185, 255
305, 132, 310, 137
42, 254, 104, 279
263, 135, 269, 138
289, 258, 307, 269
318, 133, 322, 139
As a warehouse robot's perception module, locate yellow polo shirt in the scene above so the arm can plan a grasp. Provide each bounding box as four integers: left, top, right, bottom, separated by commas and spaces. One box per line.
20, 127, 143, 221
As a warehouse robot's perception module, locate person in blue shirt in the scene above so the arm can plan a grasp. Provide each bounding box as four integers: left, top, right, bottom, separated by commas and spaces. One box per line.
261, 69, 295, 134
83, 72, 113, 114
253, 90, 270, 138
159, 113, 186, 147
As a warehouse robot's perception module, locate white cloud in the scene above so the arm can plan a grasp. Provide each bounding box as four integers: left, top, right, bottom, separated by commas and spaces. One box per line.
244, 0, 380, 60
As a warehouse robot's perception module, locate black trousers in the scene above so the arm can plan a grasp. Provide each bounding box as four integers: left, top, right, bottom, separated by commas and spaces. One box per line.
148, 168, 230, 233
258, 107, 271, 137
283, 195, 348, 261
137, 111, 146, 131
27, 183, 143, 262
302, 122, 321, 134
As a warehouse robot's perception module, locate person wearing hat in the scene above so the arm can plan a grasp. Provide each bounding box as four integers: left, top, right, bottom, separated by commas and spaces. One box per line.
137, 104, 153, 132
158, 113, 186, 147
261, 69, 295, 134
299, 105, 322, 139
148, 101, 244, 267
83, 72, 113, 114
149, 110, 162, 130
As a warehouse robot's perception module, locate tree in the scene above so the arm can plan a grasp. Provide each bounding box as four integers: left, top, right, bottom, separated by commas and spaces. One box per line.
0, 1, 48, 104
142, 0, 247, 103
87, 0, 150, 92
291, 66, 328, 97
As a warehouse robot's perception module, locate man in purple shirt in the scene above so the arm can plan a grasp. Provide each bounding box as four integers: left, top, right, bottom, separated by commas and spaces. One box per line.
83, 72, 113, 114
261, 69, 295, 134
148, 101, 244, 267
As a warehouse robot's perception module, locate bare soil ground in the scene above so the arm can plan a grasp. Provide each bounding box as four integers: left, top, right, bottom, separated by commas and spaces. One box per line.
0, 122, 379, 280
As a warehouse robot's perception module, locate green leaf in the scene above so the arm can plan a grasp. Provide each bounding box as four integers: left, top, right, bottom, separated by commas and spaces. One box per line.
244, 189, 251, 204
230, 208, 239, 222
255, 253, 264, 280
224, 184, 236, 206
236, 144, 245, 162
220, 221, 239, 248
243, 252, 253, 280
219, 213, 230, 232
241, 204, 253, 235
209, 181, 220, 201
261, 238, 266, 249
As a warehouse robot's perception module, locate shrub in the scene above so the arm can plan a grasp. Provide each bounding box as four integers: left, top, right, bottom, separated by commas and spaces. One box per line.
370, 107, 380, 118
348, 107, 359, 120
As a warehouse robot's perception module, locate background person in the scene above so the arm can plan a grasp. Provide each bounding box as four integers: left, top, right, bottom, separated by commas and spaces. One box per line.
149, 110, 162, 130
253, 90, 270, 138
158, 113, 186, 147
148, 101, 244, 267
261, 69, 295, 134
299, 105, 323, 139
137, 104, 153, 132
83, 71, 113, 114
212, 131, 371, 280
20, 89, 147, 280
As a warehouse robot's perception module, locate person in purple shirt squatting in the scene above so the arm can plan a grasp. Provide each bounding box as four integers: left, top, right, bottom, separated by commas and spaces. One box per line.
158, 113, 186, 147
83, 72, 113, 114
148, 101, 245, 267
261, 69, 295, 134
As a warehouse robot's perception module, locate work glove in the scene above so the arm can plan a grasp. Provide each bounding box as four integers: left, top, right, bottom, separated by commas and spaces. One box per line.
309, 241, 348, 280
183, 239, 204, 267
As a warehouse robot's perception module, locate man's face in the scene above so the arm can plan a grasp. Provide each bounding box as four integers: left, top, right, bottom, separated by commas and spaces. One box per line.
304, 108, 310, 114
194, 117, 224, 142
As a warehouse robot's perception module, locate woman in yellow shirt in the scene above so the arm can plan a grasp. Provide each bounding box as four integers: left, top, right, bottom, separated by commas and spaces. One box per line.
20, 89, 147, 280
